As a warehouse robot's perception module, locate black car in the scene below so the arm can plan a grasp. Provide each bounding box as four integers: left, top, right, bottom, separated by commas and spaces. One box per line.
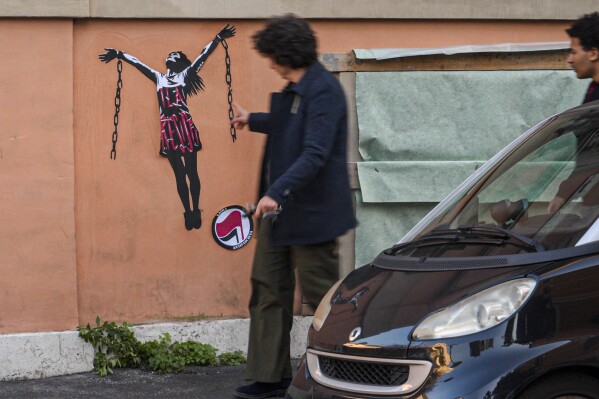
288, 101, 599, 399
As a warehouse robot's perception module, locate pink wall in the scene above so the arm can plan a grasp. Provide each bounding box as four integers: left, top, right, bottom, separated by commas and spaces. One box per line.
0, 20, 78, 332
0, 18, 571, 333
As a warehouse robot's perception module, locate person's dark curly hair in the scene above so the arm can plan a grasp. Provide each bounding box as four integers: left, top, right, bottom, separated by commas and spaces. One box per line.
252, 14, 317, 69
566, 12, 599, 51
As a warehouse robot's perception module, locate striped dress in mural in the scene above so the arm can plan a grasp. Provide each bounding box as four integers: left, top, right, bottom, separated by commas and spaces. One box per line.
156, 73, 202, 156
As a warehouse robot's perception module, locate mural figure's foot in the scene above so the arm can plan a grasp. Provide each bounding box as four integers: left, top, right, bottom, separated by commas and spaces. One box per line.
183, 211, 194, 231
192, 209, 202, 229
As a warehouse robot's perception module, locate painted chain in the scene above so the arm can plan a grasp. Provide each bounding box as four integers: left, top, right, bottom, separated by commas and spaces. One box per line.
110, 59, 123, 160
222, 38, 237, 142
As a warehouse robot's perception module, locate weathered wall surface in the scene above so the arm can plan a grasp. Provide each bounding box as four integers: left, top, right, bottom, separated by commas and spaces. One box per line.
0, 14, 576, 333
0, 20, 79, 333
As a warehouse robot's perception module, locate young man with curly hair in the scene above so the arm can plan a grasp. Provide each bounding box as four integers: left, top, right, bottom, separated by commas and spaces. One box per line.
566, 12, 599, 104
232, 14, 355, 399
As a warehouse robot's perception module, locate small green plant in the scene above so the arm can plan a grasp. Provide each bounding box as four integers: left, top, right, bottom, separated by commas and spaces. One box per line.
218, 350, 246, 366
140, 333, 186, 373
77, 316, 141, 376
77, 317, 246, 376
174, 340, 218, 366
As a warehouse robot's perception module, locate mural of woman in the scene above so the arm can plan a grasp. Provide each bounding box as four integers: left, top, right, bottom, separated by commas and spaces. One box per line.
99, 25, 236, 231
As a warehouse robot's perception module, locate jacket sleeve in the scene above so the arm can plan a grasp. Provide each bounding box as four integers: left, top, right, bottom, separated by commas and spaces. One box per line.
248, 113, 271, 134
266, 86, 345, 205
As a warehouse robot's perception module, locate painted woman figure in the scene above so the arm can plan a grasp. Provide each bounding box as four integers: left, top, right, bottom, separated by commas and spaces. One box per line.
99, 25, 236, 231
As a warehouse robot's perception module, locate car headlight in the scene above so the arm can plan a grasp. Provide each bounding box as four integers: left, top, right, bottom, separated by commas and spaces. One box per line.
312, 279, 344, 332
412, 277, 537, 340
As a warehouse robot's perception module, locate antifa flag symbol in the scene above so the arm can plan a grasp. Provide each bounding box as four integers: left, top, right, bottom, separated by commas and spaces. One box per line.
211, 205, 254, 250
215, 210, 244, 243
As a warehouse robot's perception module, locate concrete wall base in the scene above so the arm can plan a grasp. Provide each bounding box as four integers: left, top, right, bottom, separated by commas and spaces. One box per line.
0, 317, 312, 381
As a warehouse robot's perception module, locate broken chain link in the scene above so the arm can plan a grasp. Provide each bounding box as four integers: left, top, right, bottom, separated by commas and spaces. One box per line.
222, 39, 237, 142
110, 59, 123, 159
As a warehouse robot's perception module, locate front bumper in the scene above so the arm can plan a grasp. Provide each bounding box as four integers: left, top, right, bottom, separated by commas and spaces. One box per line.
304, 349, 431, 397
287, 333, 569, 399
288, 353, 500, 399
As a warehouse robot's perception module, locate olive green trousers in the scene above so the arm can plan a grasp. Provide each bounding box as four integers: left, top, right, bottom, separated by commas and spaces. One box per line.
244, 216, 339, 383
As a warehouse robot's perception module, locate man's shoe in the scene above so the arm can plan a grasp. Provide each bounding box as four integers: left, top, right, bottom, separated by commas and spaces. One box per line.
233, 379, 291, 399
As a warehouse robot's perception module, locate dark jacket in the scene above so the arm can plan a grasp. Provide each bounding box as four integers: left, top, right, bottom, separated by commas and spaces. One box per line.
584, 81, 599, 104
555, 82, 599, 202
248, 61, 356, 245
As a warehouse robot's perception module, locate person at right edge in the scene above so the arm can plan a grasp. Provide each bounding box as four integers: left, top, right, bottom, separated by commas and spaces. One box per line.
231, 14, 356, 399
547, 12, 599, 214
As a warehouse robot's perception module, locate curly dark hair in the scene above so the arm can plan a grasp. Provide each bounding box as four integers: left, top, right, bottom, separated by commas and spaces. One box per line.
566, 12, 599, 51
252, 14, 317, 69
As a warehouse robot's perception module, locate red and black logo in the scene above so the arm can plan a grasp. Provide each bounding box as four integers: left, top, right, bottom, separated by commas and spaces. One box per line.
211, 205, 254, 250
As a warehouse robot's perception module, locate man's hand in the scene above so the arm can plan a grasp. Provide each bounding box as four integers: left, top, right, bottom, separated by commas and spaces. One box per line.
254, 195, 279, 219
99, 48, 121, 63
231, 102, 249, 130
217, 24, 236, 40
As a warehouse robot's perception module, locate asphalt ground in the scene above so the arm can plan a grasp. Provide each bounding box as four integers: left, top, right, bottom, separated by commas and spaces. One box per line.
0, 364, 295, 399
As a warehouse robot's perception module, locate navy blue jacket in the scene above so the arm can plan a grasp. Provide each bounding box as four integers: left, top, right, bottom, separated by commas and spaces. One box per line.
248, 61, 356, 245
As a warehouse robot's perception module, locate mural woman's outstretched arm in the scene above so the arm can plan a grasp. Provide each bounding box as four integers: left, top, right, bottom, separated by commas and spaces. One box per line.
189, 25, 236, 73
99, 48, 159, 83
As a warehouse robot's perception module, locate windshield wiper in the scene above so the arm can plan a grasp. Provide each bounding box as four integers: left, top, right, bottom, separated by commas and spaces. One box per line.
456, 226, 545, 252
387, 225, 545, 255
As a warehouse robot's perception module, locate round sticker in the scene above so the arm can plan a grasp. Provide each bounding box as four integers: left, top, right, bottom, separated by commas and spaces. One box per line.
212, 205, 254, 250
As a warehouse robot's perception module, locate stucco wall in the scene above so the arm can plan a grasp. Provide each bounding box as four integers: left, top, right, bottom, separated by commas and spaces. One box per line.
0, 16, 577, 333
0, 20, 78, 332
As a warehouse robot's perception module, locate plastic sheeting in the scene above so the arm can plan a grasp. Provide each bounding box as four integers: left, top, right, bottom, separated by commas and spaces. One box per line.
355, 70, 588, 266
354, 41, 569, 60
358, 161, 481, 203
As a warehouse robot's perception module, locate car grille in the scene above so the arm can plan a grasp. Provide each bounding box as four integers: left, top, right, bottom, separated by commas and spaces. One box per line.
306, 349, 432, 396
319, 355, 409, 386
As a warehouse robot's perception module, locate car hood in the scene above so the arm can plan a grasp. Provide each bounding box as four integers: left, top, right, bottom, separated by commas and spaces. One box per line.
311, 261, 547, 357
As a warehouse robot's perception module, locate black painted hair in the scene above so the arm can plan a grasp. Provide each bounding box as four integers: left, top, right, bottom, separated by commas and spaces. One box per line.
166, 51, 205, 96
252, 14, 317, 69
566, 12, 599, 51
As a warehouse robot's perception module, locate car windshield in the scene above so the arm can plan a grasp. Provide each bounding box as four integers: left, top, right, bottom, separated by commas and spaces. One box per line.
406, 105, 599, 256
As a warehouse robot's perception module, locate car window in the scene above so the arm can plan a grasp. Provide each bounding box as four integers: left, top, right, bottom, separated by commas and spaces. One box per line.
414, 108, 599, 253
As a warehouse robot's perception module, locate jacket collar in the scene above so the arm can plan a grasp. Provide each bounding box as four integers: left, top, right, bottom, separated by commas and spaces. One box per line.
284, 61, 322, 96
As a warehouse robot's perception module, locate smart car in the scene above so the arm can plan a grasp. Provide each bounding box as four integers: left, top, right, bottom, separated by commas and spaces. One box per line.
287, 101, 599, 399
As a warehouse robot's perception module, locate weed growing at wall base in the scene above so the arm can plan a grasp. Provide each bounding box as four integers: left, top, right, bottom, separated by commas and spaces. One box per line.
77, 316, 246, 376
